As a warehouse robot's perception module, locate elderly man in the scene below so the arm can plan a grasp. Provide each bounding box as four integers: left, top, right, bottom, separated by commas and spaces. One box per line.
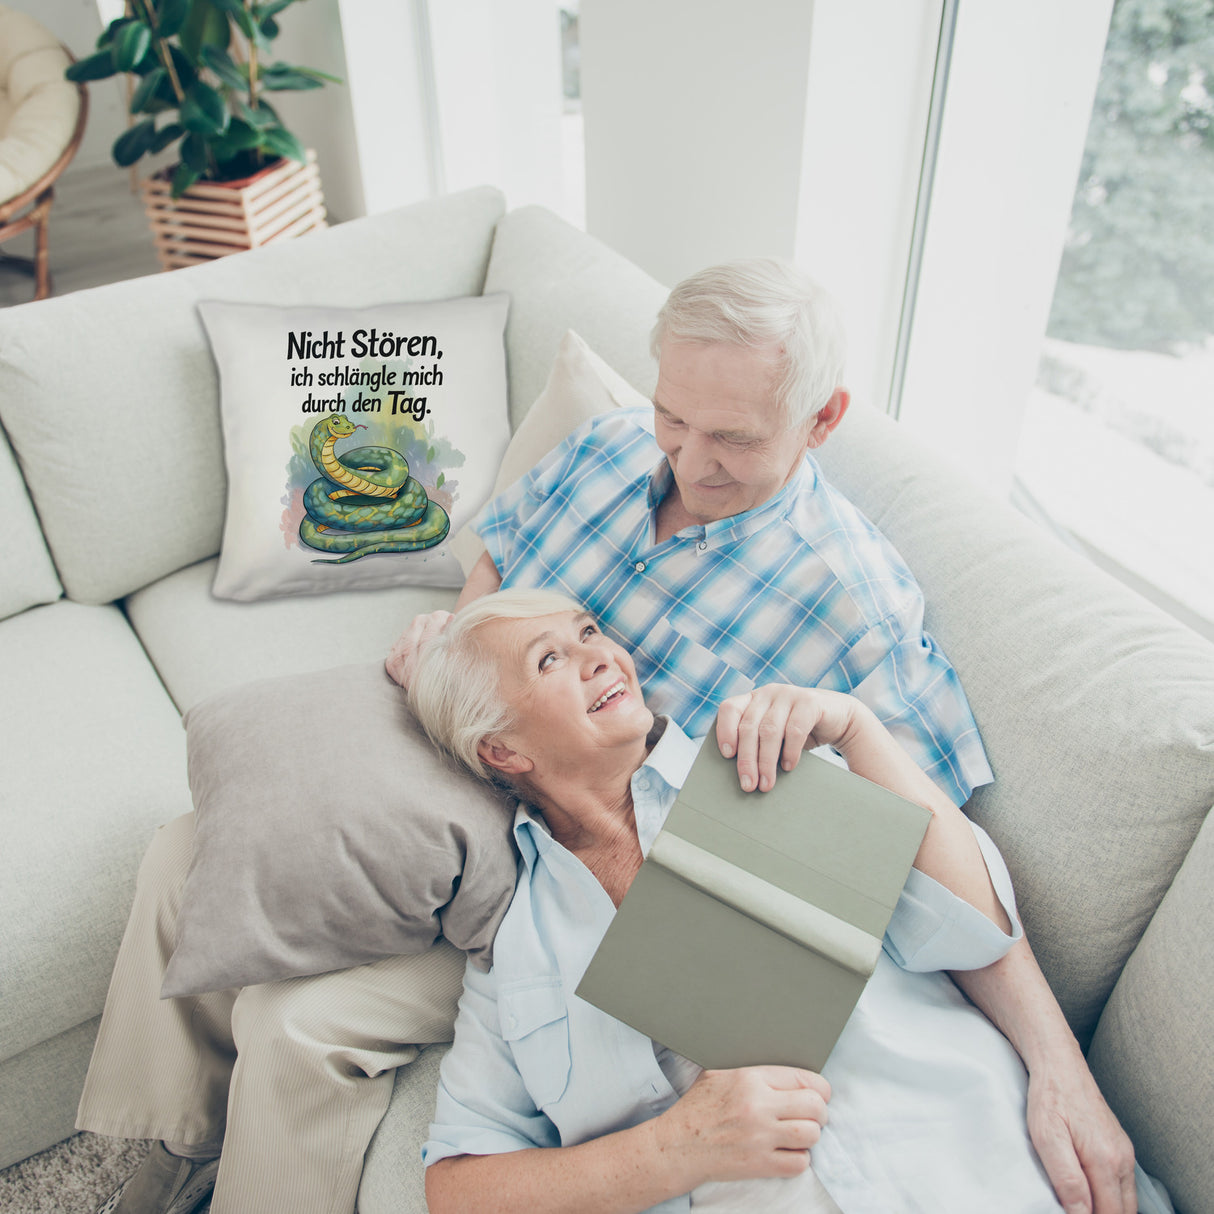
388, 260, 1136, 1214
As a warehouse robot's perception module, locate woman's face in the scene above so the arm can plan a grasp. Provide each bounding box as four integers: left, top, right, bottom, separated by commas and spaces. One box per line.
477, 610, 653, 776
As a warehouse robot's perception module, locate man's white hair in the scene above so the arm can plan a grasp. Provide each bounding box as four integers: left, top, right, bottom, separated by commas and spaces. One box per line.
408, 588, 586, 781
650, 258, 847, 429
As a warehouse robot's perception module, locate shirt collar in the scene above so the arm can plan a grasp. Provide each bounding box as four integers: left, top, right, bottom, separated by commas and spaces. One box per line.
645, 455, 818, 547
512, 716, 702, 869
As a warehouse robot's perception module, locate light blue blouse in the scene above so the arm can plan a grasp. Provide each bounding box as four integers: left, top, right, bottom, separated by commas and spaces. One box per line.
424, 721, 1067, 1212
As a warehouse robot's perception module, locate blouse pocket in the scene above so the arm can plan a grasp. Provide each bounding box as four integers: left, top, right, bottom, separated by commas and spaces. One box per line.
499, 978, 572, 1109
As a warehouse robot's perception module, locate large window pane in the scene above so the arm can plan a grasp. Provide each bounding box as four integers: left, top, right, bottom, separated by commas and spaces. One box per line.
1015, 0, 1214, 636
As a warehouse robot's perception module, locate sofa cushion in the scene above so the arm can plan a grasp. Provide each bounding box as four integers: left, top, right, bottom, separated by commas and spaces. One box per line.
0, 421, 60, 620
163, 663, 517, 996
483, 205, 668, 429
1088, 804, 1214, 1214
449, 329, 643, 575
0, 600, 192, 1063
124, 556, 456, 714
0, 186, 506, 606
813, 402, 1214, 1045
198, 293, 510, 601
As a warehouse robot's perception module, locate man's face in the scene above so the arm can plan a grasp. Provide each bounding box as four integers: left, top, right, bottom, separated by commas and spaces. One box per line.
652, 340, 816, 524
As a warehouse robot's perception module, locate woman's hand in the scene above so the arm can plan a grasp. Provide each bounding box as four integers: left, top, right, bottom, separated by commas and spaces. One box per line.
654, 1066, 831, 1185
716, 685, 861, 792
385, 610, 453, 688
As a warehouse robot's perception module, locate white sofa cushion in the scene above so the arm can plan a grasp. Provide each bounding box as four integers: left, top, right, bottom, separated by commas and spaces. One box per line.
0, 186, 506, 606
124, 557, 455, 713
0, 422, 60, 620
0, 600, 192, 1063
814, 401, 1214, 1046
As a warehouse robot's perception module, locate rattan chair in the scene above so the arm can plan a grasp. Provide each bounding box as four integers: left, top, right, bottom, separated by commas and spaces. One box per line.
0, 6, 87, 302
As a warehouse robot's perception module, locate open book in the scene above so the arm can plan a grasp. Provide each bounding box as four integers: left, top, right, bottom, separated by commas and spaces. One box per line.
575, 741, 932, 1071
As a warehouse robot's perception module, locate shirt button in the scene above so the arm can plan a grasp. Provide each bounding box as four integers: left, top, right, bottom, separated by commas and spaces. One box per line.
634, 561, 646, 573
697, 541, 707, 551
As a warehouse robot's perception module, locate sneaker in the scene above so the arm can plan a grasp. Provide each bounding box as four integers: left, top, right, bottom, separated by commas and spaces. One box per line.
96, 1142, 220, 1214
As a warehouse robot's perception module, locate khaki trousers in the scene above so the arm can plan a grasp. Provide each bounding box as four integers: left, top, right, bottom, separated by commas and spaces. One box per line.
76, 814, 466, 1214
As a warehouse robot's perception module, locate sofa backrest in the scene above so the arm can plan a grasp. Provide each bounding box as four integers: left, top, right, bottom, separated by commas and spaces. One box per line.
0, 186, 507, 606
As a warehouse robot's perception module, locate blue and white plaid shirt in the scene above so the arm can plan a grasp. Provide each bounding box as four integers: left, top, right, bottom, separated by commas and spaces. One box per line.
474, 407, 992, 805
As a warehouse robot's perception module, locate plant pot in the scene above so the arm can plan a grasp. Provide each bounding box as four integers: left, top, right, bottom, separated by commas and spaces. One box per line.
139, 150, 327, 271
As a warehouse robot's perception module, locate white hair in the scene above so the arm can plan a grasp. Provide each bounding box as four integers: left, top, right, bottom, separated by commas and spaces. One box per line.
650, 258, 847, 428
407, 588, 586, 781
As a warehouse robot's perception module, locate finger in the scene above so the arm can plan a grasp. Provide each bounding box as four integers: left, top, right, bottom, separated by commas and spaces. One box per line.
733, 695, 769, 791
1085, 1148, 1133, 1214
1118, 1165, 1137, 1214
779, 698, 820, 773
754, 706, 790, 792
752, 1065, 832, 1103
715, 693, 753, 759
1034, 1129, 1093, 1214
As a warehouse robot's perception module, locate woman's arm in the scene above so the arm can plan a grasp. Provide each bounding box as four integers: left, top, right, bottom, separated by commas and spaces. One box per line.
715, 684, 1011, 932
427, 1065, 830, 1214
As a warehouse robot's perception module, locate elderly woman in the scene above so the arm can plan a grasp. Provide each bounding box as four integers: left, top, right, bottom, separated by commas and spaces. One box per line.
407, 588, 1092, 1214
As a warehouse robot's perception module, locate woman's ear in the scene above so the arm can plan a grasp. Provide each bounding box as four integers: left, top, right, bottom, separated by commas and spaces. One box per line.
477, 738, 534, 777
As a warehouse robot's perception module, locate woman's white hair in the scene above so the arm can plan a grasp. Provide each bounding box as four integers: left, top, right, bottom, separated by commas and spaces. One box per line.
407, 588, 586, 782
650, 258, 847, 429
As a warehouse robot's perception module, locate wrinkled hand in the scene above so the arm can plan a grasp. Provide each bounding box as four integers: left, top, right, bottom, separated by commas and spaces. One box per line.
1027, 1063, 1136, 1214
715, 684, 859, 792
385, 610, 454, 689
655, 1066, 830, 1185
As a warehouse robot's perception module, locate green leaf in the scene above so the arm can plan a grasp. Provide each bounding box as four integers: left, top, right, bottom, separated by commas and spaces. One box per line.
129, 66, 166, 113
255, 0, 297, 19
200, 44, 248, 89
150, 122, 185, 153
112, 119, 157, 167
180, 0, 231, 63
234, 97, 279, 129
112, 20, 152, 72
96, 17, 128, 50
259, 124, 305, 163
210, 0, 258, 39
66, 49, 119, 82
180, 131, 210, 172
181, 80, 230, 135
155, 0, 192, 40
167, 44, 198, 91
294, 65, 343, 85
210, 119, 263, 160
259, 15, 279, 40
171, 162, 201, 197
260, 62, 323, 91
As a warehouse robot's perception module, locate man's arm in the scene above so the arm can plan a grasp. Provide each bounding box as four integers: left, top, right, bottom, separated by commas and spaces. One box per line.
385, 551, 502, 688
951, 942, 1137, 1214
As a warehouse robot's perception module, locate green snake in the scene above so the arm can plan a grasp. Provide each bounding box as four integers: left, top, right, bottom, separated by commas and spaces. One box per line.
298, 415, 449, 563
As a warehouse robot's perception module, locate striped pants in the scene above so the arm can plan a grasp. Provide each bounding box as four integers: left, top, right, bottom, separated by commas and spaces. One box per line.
76, 814, 466, 1214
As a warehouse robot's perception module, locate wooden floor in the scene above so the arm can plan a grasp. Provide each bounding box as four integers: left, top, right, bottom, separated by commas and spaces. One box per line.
0, 162, 162, 308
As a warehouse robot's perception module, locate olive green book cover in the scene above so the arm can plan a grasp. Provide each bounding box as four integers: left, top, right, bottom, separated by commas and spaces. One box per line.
575, 745, 932, 1071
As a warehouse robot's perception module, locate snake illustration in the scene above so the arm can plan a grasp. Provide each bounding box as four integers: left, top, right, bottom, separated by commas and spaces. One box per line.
298, 415, 450, 563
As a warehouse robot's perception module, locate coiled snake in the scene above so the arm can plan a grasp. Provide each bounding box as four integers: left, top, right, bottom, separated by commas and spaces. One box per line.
299, 415, 450, 563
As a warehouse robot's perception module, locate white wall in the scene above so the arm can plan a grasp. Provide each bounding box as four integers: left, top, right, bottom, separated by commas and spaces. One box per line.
579, 0, 818, 288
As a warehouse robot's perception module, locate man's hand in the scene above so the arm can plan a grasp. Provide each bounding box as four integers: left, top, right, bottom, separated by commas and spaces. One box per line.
715, 684, 860, 792
385, 610, 453, 689
1026, 1060, 1137, 1214
653, 1066, 830, 1186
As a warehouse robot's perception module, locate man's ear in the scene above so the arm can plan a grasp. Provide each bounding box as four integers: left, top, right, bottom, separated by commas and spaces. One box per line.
806, 388, 850, 450
477, 738, 534, 777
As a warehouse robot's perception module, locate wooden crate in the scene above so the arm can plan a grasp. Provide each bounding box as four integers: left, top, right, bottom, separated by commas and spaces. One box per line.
140, 151, 327, 271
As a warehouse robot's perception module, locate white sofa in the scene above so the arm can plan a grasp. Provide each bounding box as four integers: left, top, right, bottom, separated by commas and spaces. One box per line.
1, 186, 1211, 1214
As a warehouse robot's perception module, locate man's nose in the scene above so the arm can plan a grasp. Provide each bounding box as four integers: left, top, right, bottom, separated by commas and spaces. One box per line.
676, 431, 719, 481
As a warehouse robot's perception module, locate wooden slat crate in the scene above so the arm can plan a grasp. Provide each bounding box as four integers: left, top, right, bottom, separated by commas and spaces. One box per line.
140, 150, 327, 271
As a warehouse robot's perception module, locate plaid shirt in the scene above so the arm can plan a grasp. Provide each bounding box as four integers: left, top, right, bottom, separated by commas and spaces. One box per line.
474, 408, 992, 806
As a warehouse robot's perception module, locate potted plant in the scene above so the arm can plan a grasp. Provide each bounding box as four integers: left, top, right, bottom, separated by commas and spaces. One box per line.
66, 0, 340, 268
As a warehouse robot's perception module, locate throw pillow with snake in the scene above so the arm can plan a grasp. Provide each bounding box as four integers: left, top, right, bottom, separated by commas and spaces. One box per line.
298, 415, 450, 563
